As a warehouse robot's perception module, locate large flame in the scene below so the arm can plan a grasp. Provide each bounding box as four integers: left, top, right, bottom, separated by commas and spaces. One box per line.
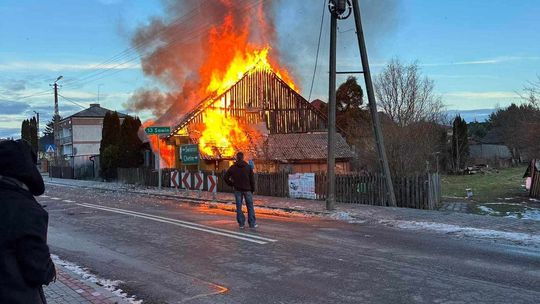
206, 47, 296, 96
199, 109, 250, 158
137, 2, 298, 165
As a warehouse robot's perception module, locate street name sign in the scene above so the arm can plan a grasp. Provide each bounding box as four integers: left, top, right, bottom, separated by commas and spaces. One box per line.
180, 144, 199, 165
145, 126, 171, 135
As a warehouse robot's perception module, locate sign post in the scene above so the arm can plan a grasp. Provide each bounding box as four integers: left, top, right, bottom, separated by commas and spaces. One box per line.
144, 126, 171, 190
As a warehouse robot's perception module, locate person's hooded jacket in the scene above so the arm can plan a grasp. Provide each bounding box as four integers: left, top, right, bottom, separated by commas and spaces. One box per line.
224, 159, 255, 192
0, 140, 56, 304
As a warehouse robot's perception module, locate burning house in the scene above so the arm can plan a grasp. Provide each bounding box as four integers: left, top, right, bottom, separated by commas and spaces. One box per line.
132, 1, 354, 173
163, 60, 354, 173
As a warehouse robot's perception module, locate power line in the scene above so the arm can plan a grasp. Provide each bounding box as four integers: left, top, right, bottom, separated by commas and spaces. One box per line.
15, 90, 52, 100
61, 0, 264, 89
308, 0, 327, 102
58, 94, 87, 109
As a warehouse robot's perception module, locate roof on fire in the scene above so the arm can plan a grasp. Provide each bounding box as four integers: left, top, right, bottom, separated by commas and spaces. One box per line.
166, 65, 326, 139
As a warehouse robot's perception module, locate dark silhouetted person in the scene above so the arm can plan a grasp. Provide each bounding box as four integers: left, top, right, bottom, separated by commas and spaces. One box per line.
0, 139, 56, 304
224, 152, 257, 228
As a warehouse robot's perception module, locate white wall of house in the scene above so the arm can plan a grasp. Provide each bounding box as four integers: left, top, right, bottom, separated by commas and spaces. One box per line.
72, 124, 102, 156
72, 124, 102, 143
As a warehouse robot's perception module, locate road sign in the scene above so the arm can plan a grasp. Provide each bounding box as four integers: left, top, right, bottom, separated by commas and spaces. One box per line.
180, 144, 199, 165
171, 171, 180, 188
193, 172, 203, 190
45, 144, 56, 153
144, 126, 171, 135
181, 172, 191, 189
207, 175, 218, 193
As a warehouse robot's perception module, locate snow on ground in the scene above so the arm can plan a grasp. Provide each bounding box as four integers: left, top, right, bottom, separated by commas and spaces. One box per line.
477, 202, 540, 221
51, 254, 142, 304
329, 211, 366, 223
379, 220, 540, 246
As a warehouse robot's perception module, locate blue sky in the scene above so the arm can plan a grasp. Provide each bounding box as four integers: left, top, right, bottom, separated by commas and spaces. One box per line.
1, 0, 539, 138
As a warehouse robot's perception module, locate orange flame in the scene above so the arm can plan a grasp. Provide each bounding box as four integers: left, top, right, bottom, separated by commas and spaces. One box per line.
142, 120, 175, 168
199, 109, 250, 158
141, 3, 298, 163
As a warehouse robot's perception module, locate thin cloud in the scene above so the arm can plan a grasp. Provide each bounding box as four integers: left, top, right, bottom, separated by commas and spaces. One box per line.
443, 91, 518, 99
422, 56, 540, 67
0, 61, 141, 72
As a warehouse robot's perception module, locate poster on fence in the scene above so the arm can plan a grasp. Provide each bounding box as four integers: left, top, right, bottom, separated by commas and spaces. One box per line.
288, 173, 316, 199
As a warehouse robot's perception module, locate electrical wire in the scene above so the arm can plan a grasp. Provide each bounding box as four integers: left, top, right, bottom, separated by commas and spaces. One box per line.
61, 0, 264, 89
58, 94, 87, 109
308, 0, 327, 102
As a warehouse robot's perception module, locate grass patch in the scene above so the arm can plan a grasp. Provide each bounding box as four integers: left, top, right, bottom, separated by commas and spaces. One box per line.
441, 166, 527, 203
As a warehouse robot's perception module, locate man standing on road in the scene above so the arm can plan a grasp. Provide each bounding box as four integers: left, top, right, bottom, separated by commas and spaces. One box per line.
0, 139, 56, 304
224, 152, 257, 229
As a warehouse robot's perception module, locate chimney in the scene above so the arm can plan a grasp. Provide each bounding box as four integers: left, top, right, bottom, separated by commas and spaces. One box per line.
90, 103, 100, 108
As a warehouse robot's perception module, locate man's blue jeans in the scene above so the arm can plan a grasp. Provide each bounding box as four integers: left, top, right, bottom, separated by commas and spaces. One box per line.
234, 191, 256, 227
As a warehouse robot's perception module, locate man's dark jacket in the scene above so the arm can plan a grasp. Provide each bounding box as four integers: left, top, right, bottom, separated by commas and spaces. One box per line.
224, 160, 255, 192
0, 140, 56, 304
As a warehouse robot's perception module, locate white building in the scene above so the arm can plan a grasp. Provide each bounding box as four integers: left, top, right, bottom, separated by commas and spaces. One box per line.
56, 103, 128, 170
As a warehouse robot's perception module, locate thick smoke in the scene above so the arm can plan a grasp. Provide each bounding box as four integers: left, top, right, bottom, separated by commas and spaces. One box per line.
127, 0, 278, 125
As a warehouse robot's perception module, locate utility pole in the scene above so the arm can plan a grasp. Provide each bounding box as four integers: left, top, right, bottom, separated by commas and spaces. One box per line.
33, 111, 39, 160
50, 76, 63, 164
326, 5, 338, 211
33, 111, 40, 139
351, 0, 397, 206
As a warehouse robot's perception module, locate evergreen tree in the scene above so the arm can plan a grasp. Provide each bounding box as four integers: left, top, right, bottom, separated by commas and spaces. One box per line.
100, 112, 121, 156
100, 111, 121, 178
119, 116, 143, 168
21, 119, 30, 142
29, 116, 38, 153
452, 115, 469, 171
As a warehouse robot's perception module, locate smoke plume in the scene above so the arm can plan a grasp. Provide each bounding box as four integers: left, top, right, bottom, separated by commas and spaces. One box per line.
127, 0, 279, 125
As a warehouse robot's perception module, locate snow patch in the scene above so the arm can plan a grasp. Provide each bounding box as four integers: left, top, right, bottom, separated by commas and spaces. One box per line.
329, 211, 366, 224
379, 220, 540, 246
51, 255, 142, 304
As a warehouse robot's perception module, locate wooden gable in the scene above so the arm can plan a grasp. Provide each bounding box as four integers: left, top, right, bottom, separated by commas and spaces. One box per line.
168, 66, 328, 138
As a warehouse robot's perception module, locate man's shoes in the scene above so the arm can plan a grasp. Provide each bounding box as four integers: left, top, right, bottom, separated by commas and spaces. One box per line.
239, 225, 245, 229
250, 224, 258, 228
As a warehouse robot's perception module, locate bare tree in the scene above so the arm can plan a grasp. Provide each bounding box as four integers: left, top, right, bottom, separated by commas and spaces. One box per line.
371, 59, 446, 175
523, 75, 540, 107
374, 59, 444, 127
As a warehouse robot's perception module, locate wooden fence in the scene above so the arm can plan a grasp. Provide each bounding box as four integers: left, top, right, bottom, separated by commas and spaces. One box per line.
49, 166, 74, 179
116, 168, 441, 210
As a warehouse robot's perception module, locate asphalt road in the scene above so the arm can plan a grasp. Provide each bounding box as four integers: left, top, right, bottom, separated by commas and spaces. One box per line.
40, 183, 540, 304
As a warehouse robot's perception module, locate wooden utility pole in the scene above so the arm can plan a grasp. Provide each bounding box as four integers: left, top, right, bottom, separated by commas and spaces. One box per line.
51, 76, 62, 164
351, 0, 397, 206
326, 7, 338, 211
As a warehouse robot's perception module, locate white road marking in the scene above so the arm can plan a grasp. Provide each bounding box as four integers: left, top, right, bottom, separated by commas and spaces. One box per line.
41, 195, 49, 198
76, 203, 277, 245
49, 197, 61, 200
62, 199, 75, 203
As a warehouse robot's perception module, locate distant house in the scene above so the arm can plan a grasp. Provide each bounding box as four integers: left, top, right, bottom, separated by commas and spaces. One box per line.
469, 128, 512, 166
56, 103, 129, 172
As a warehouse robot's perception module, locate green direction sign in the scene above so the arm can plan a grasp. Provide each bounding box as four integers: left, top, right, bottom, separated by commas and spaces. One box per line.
180, 144, 199, 165
145, 126, 171, 135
